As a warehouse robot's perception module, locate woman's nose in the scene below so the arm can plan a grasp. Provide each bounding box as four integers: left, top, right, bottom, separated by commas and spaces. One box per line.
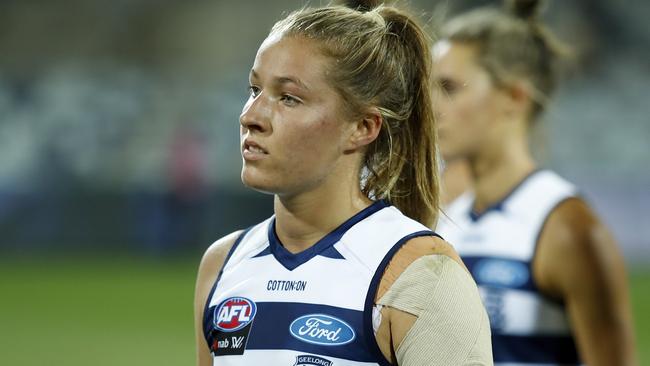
240, 94, 269, 133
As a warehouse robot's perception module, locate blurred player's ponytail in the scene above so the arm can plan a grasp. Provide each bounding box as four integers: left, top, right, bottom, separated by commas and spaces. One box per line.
441, 0, 570, 120
338, 0, 382, 12
506, 0, 542, 20
270, 4, 440, 226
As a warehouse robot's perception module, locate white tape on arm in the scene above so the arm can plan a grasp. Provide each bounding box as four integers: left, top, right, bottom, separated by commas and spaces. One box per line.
377, 255, 493, 366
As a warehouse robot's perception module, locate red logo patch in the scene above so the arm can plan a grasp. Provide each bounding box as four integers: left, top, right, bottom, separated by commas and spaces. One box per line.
214, 297, 257, 332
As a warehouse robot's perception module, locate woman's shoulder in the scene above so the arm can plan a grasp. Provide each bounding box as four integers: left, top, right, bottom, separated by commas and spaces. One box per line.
376, 234, 465, 300
539, 196, 604, 253
534, 196, 619, 297
197, 230, 246, 278
394, 235, 462, 267
198, 218, 272, 273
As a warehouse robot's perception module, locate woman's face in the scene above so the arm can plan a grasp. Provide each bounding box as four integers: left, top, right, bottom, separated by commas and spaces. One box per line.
432, 41, 508, 162
240, 35, 353, 196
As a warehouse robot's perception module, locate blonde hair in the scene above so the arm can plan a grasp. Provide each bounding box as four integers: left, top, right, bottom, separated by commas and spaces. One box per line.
442, 0, 569, 119
270, 4, 440, 226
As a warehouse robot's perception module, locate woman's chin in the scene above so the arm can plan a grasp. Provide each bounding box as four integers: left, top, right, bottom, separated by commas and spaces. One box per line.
241, 172, 277, 195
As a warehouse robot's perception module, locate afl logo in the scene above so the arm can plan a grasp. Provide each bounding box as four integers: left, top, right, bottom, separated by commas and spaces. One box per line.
213, 297, 257, 332
290, 314, 355, 346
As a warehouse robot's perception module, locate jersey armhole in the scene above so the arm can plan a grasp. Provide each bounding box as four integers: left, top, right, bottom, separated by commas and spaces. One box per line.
362, 230, 442, 366
202, 226, 254, 341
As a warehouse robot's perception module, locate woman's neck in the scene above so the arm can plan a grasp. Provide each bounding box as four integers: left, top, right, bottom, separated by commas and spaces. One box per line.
273, 173, 372, 254
469, 136, 536, 214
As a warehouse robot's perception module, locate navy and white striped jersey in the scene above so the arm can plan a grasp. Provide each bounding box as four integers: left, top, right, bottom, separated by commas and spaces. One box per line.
437, 170, 581, 366
203, 200, 436, 366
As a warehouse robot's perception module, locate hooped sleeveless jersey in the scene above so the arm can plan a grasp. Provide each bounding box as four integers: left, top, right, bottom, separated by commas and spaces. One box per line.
437, 170, 581, 365
203, 200, 436, 366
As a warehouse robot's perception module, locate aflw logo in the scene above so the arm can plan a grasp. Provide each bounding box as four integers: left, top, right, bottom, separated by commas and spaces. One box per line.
214, 297, 257, 332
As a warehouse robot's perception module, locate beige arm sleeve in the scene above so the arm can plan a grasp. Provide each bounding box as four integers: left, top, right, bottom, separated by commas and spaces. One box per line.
377, 255, 493, 366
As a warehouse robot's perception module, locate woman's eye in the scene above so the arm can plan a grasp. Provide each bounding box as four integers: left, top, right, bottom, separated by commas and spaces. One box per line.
280, 94, 300, 107
439, 79, 458, 95
248, 85, 261, 97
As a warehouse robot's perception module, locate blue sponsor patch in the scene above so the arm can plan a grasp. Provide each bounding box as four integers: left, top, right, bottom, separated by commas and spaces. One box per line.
289, 314, 355, 346
294, 354, 333, 366
474, 259, 529, 288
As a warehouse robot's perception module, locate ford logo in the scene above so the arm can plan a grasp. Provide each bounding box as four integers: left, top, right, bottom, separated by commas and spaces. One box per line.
474, 259, 529, 288
289, 314, 355, 346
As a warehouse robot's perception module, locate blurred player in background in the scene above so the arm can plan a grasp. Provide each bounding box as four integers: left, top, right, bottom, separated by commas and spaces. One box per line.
434, 0, 637, 365
194, 2, 492, 366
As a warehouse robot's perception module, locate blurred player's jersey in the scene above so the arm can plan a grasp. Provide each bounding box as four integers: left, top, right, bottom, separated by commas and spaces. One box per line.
438, 169, 581, 366
203, 200, 435, 366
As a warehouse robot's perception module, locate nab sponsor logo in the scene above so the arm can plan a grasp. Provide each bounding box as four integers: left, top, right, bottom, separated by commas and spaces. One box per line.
474, 259, 529, 288
213, 297, 257, 332
289, 314, 355, 346
215, 336, 246, 350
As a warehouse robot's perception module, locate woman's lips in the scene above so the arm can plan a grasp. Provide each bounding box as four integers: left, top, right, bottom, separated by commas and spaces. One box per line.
242, 139, 268, 160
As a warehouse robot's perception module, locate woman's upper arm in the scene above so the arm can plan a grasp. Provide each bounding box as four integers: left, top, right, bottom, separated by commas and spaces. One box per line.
375, 235, 492, 365
534, 198, 638, 366
194, 230, 243, 366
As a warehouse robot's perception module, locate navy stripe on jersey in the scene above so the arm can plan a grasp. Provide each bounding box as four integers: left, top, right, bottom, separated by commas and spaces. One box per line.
462, 256, 537, 292
205, 302, 375, 362
202, 227, 253, 340
493, 334, 580, 364
253, 243, 345, 260
363, 230, 442, 366
268, 200, 390, 271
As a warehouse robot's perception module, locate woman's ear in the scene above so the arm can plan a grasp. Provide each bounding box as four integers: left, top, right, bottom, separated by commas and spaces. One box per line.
345, 108, 382, 152
504, 80, 533, 118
